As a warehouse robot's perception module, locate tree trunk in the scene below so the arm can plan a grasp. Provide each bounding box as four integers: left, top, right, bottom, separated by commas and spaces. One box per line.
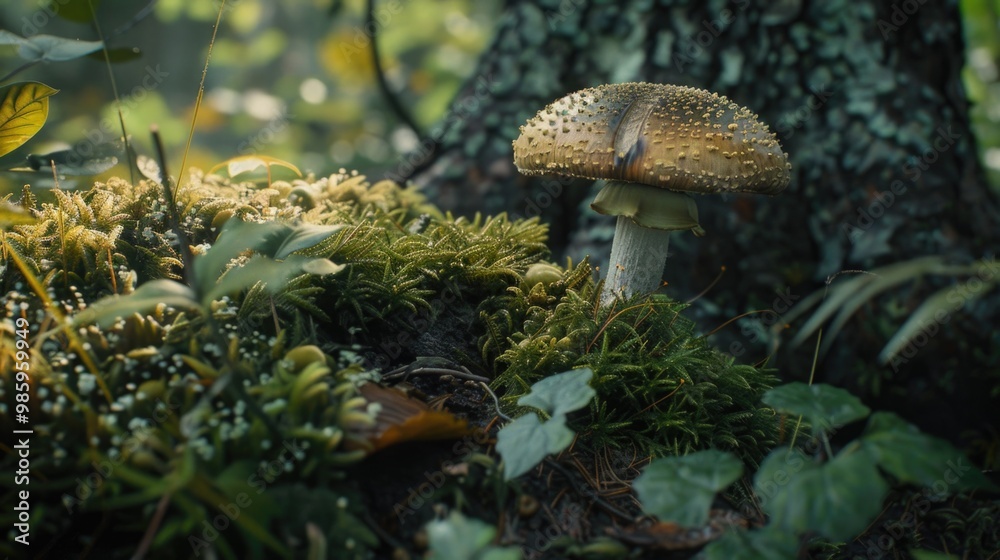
392, 0, 1000, 448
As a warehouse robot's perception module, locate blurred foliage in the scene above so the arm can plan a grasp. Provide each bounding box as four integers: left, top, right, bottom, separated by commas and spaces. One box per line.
961, 0, 1000, 192
0, 0, 499, 194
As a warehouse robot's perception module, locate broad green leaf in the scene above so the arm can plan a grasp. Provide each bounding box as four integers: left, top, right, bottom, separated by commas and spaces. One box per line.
700, 526, 800, 560
209, 154, 302, 178
0, 81, 58, 158
426, 512, 520, 560
755, 447, 888, 541
204, 255, 312, 306
763, 382, 869, 434
633, 450, 743, 526
271, 224, 347, 259
26, 145, 120, 175
860, 412, 998, 492
517, 368, 595, 417
879, 279, 995, 364
0, 31, 103, 62
0, 201, 35, 227
72, 279, 197, 328
496, 414, 574, 480
193, 219, 290, 293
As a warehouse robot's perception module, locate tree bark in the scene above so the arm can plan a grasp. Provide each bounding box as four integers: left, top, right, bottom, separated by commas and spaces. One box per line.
391, 0, 1000, 445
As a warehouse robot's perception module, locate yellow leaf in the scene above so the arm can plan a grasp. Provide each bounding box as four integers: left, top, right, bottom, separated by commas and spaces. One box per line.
209, 154, 302, 178
0, 82, 58, 158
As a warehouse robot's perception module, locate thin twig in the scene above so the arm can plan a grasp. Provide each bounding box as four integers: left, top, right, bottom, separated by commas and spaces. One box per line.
479, 381, 512, 421
383, 366, 489, 383
132, 491, 172, 560
366, 0, 421, 137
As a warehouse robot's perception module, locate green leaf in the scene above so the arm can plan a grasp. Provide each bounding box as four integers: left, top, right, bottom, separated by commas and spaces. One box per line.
193, 219, 290, 293
271, 224, 347, 259
755, 447, 888, 541
209, 154, 302, 178
633, 450, 743, 526
879, 278, 995, 364
700, 526, 801, 560
496, 414, 574, 480
426, 512, 520, 560
762, 383, 870, 434
0, 81, 58, 158
203, 255, 318, 306
0, 31, 103, 62
860, 412, 999, 493
517, 368, 595, 417
72, 279, 197, 328
26, 144, 121, 175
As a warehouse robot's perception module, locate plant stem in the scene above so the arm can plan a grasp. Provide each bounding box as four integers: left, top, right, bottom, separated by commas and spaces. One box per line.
601, 216, 671, 305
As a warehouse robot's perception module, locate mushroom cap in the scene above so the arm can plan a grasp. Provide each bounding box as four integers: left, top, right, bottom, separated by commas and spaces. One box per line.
512, 82, 791, 195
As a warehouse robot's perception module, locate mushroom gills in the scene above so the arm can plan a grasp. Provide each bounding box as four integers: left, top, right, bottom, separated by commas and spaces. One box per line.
590, 180, 705, 236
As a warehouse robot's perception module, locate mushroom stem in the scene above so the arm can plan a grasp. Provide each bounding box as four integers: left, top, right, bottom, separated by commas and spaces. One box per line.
601, 216, 672, 305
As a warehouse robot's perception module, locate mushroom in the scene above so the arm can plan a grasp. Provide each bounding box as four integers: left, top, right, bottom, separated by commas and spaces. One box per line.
512, 82, 791, 305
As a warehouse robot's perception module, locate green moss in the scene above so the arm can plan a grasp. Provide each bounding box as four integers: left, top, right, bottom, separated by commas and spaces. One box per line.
481, 262, 779, 465
1, 170, 778, 557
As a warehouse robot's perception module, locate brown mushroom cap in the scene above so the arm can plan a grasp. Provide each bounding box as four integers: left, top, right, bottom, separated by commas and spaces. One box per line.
512, 82, 791, 195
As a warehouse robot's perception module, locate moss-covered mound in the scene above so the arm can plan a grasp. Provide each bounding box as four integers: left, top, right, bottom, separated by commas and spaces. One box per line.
1, 171, 777, 558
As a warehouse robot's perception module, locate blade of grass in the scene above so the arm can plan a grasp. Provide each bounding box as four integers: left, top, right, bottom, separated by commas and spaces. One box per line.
176, 0, 227, 194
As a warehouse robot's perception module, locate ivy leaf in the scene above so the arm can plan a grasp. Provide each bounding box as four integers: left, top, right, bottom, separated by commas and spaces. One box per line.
860, 412, 999, 493
0, 81, 58, 158
72, 279, 197, 328
763, 382, 870, 434
426, 512, 520, 560
755, 447, 888, 541
496, 414, 574, 481
633, 449, 743, 527
0, 31, 103, 62
517, 368, 595, 417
